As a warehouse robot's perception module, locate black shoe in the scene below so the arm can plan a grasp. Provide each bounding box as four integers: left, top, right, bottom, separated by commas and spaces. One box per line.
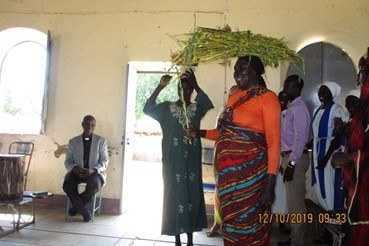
68, 207, 78, 217
277, 238, 291, 246
82, 211, 92, 222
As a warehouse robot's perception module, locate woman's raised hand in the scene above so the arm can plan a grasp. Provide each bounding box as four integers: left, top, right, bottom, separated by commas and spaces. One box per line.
159, 75, 172, 87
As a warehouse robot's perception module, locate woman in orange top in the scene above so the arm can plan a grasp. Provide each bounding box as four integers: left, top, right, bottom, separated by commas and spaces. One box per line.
204, 55, 280, 245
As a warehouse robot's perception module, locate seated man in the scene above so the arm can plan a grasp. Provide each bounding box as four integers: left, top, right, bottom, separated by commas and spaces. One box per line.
63, 115, 109, 222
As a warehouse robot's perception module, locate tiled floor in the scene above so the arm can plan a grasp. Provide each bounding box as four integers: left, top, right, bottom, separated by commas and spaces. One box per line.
0, 205, 328, 246
0, 205, 219, 246
0, 161, 328, 245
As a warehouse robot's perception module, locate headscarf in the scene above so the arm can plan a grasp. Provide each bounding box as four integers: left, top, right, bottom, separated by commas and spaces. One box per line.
322, 81, 341, 99
347, 89, 361, 99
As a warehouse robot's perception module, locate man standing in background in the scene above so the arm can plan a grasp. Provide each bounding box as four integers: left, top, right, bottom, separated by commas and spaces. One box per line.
278, 75, 310, 246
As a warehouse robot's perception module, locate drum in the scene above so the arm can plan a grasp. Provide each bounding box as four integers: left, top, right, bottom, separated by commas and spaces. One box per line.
0, 154, 25, 202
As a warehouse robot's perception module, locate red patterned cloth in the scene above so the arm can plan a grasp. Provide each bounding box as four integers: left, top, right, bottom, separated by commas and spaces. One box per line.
343, 48, 369, 246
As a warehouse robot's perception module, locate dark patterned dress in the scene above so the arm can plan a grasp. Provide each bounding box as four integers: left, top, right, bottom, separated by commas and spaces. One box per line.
144, 90, 213, 235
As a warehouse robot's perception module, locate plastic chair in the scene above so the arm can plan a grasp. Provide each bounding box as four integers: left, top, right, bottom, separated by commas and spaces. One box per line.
65, 183, 103, 222
8, 142, 34, 191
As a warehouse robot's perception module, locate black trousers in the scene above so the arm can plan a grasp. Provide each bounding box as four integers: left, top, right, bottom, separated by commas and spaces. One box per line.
63, 172, 102, 214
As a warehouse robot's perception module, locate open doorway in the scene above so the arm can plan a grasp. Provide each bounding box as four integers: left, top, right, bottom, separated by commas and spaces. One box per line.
121, 61, 178, 233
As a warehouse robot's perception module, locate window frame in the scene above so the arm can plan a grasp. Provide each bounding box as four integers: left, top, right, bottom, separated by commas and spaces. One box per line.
0, 28, 51, 134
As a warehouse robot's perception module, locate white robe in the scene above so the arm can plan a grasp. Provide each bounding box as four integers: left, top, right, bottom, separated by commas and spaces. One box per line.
311, 103, 347, 211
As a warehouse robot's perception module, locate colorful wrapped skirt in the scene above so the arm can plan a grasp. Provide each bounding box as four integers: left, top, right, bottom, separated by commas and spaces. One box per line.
216, 125, 271, 245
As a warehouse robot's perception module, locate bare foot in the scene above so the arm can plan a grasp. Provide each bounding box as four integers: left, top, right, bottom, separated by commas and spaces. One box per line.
206, 223, 221, 237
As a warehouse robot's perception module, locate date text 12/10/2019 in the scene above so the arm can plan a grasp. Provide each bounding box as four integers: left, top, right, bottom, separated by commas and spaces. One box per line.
259, 213, 347, 224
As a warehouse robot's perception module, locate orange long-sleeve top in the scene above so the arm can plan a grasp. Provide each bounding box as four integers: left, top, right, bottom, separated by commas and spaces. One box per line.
206, 89, 281, 175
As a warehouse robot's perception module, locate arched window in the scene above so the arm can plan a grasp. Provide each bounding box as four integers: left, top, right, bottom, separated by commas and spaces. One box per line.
286, 42, 357, 116
0, 27, 51, 134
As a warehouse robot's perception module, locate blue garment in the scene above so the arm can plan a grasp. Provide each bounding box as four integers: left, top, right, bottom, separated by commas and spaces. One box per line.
311, 101, 345, 212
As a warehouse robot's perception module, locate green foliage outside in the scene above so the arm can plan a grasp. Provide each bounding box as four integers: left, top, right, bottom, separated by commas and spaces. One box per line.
3, 94, 23, 116
135, 73, 179, 120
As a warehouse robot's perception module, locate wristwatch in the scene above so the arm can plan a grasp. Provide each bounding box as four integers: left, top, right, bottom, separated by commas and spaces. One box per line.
289, 161, 296, 166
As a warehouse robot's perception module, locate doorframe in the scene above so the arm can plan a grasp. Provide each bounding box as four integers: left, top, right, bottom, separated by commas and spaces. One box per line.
120, 61, 174, 213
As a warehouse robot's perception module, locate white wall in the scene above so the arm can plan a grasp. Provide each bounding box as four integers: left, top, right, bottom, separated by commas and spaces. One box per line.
0, 0, 368, 205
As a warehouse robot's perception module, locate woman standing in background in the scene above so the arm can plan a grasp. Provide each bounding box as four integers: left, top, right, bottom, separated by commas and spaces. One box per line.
332, 48, 369, 246
311, 82, 347, 213
143, 69, 214, 246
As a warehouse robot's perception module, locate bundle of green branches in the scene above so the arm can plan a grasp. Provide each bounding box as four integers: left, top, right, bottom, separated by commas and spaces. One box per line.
170, 26, 304, 71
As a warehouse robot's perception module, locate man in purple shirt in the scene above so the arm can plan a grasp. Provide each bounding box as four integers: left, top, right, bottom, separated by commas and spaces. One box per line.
278, 75, 310, 246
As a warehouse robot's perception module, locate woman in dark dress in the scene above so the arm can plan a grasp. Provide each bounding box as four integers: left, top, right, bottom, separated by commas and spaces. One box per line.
144, 69, 214, 246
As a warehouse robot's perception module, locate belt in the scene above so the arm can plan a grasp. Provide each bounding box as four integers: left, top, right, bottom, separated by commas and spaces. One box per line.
281, 149, 309, 158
